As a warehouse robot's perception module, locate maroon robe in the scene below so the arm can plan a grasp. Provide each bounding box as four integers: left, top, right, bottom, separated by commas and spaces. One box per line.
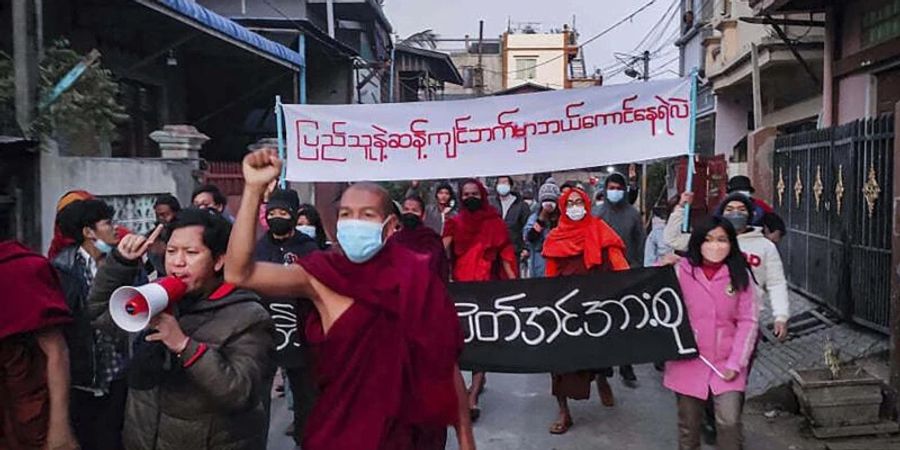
297, 240, 462, 450
0, 241, 71, 340
391, 225, 450, 283
1, 241, 72, 450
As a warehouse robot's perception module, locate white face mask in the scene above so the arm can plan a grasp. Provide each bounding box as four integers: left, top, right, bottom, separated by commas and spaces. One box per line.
701, 241, 730, 264
566, 205, 587, 221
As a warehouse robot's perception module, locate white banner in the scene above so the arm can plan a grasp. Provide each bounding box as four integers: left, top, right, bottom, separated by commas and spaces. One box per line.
283, 78, 692, 182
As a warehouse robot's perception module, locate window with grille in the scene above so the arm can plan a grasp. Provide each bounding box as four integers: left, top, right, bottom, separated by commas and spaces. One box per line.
515, 57, 537, 80
862, 0, 900, 48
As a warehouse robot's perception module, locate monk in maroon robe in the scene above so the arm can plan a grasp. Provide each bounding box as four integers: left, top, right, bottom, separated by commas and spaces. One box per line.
225, 148, 475, 450
1, 240, 76, 450
392, 195, 450, 283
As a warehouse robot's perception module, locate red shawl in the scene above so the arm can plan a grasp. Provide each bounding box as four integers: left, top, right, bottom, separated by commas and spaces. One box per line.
392, 225, 450, 283
442, 180, 517, 281
542, 189, 629, 277
47, 190, 130, 259
1, 241, 72, 339
297, 240, 461, 450
48, 190, 94, 259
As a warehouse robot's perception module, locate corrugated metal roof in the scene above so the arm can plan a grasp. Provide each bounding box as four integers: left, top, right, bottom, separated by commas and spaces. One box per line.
135, 0, 305, 68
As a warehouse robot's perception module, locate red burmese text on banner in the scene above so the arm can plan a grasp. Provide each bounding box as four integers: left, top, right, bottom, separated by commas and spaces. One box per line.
282, 77, 692, 182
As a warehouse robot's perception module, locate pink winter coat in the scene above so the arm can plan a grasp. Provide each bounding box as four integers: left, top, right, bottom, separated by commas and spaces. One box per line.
663, 258, 758, 400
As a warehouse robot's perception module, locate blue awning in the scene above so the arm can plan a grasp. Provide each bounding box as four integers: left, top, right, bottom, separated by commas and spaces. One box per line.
134, 0, 305, 70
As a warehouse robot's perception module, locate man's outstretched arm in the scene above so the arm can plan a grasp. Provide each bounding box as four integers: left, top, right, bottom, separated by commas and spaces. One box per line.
225, 148, 313, 299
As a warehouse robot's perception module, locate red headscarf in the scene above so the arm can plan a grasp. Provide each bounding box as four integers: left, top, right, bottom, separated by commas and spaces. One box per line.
542, 188, 628, 277
1, 240, 72, 339
442, 179, 517, 281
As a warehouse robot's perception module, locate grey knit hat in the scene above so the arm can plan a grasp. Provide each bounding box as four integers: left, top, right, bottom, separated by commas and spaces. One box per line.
538, 182, 561, 203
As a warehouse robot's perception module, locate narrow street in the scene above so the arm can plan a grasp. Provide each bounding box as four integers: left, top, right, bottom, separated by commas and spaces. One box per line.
268, 365, 811, 450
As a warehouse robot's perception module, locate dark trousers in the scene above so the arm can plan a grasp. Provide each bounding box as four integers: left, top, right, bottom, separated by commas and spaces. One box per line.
285, 365, 318, 444
71, 379, 127, 450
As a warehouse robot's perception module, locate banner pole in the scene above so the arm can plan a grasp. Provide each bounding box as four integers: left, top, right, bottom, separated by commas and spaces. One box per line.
682, 69, 699, 233
275, 95, 287, 189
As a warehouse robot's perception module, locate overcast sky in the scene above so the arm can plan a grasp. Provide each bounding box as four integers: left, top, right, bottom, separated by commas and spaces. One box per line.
382, 0, 683, 83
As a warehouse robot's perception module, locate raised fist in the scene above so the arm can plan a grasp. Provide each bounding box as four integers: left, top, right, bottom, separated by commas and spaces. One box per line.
243, 148, 283, 188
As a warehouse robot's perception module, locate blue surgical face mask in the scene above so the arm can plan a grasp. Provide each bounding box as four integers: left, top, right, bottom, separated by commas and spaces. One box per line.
93, 238, 114, 255
606, 189, 625, 203
296, 225, 317, 239
337, 219, 389, 263
496, 183, 511, 196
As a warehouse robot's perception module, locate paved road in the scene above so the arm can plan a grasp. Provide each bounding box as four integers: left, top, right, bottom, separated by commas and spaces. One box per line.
268, 364, 810, 450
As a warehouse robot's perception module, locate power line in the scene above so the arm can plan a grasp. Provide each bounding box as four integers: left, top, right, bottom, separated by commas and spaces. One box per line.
650, 55, 680, 76
604, 0, 723, 82
640, 0, 681, 54
484, 0, 660, 75
632, 0, 679, 52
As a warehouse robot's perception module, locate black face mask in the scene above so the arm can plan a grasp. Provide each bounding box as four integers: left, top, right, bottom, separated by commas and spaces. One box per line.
400, 213, 422, 229
267, 217, 294, 236
463, 197, 483, 212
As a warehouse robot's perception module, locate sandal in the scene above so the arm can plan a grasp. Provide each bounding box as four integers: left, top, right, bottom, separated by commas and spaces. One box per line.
549, 417, 573, 435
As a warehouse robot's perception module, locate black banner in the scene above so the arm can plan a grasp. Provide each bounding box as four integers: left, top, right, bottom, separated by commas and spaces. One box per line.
449, 267, 698, 373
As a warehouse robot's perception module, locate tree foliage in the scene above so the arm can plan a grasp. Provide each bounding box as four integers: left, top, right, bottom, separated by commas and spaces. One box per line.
0, 39, 126, 138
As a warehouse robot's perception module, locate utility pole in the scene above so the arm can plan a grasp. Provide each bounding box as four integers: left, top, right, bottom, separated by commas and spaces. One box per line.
751, 43, 763, 129
640, 51, 649, 217
642, 50, 650, 82
475, 20, 485, 97
326, 0, 335, 38
13, 0, 38, 133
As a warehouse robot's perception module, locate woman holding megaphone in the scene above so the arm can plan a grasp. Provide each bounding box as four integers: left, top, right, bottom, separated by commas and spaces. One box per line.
87, 208, 274, 450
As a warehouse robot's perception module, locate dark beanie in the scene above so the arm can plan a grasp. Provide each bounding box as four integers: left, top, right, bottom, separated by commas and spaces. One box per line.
605, 172, 627, 188
267, 188, 300, 218
716, 192, 754, 217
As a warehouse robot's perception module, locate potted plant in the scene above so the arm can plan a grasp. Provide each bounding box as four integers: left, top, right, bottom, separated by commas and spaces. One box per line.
790, 339, 894, 438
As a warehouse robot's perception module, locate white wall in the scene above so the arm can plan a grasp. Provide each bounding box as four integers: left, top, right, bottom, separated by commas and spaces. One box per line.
505, 33, 567, 89
715, 94, 750, 157
40, 153, 199, 251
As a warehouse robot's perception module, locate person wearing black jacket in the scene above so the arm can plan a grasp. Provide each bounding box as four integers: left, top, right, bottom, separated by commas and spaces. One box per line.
489, 176, 531, 258
252, 188, 320, 444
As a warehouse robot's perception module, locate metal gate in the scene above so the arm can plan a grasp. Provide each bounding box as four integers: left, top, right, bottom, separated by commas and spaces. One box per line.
773, 114, 894, 333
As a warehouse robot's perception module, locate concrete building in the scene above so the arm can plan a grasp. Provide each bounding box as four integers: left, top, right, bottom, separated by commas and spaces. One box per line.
443, 38, 504, 98
676, 0, 717, 156
704, 0, 824, 171
754, 0, 900, 126
2, 0, 306, 250
501, 23, 600, 91
392, 44, 463, 102
199, 0, 396, 237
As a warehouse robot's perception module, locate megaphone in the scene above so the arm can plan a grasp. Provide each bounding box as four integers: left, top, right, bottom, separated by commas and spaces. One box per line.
109, 276, 187, 332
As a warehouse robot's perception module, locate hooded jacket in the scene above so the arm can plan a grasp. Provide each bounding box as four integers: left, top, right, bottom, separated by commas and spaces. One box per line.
664, 208, 790, 322
664, 258, 758, 399
88, 250, 275, 450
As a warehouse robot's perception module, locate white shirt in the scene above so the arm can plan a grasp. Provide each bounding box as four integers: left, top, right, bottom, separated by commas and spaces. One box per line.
77, 246, 99, 278
500, 195, 515, 218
